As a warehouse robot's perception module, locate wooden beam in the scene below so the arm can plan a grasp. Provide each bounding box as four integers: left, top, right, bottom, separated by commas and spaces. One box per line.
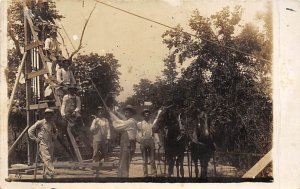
67, 126, 83, 162
25, 10, 62, 107
26, 69, 48, 79
24, 41, 43, 51
8, 52, 27, 112
242, 150, 272, 178
29, 103, 49, 110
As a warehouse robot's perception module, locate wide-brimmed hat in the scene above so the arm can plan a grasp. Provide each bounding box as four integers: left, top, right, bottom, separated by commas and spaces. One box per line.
123, 105, 136, 115
45, 108, 54, 113
141, 108, 151, 115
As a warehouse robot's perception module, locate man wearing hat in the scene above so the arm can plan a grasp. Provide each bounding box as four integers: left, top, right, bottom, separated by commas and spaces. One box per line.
61, 85, 81, 127
56, 58, 76, 98
137, 109, 159, 177
90, 106, 111, 162
28, 108, 58, 178
109, 105, 137, 177
56, 58, 76, 86
44, 30, 62, 76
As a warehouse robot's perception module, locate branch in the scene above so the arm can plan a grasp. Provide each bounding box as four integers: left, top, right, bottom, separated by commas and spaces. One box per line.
58, 31, 70, 57
69, 3, 97, 59
7, 23, 23, 59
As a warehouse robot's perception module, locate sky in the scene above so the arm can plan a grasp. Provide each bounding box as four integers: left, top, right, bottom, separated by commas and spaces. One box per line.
54, 0, 267, 102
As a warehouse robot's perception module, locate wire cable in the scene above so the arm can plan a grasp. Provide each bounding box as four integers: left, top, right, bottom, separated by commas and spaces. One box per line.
95, 0, 271, 63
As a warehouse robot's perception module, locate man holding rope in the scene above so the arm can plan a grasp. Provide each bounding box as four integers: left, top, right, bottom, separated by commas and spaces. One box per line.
108, 105, 137, 177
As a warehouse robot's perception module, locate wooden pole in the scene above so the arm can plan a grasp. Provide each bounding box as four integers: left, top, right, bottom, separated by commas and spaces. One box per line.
24, 1, 34, 165
242, 150, 272, 178
8, 125, 30, 157
7, 52, 27, 112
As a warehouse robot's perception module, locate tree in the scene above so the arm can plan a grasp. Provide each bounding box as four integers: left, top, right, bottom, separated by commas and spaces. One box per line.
161, 6, 272, 160
72, 53, 122, 123
128, 6, 272, 169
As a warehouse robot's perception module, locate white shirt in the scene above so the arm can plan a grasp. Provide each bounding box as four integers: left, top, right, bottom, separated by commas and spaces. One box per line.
56, 68, 76, 85
90, 117, 110, 142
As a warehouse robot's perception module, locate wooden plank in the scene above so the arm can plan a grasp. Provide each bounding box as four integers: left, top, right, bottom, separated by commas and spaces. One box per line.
29, 103, 49, 110
26, 69, 48, 79
24, 41, 43, 51
242, 150, 272, 178
8, 52, 27, 112
67, 126, 83, 162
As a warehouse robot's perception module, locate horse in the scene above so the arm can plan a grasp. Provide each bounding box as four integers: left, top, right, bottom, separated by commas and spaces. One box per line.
186, 110, 215, 179
153, 108, 187, 178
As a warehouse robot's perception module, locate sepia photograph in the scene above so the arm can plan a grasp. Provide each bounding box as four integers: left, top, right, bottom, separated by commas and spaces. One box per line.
0, 0, 299, 187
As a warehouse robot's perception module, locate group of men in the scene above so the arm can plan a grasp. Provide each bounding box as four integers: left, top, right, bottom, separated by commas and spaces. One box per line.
28, 103, 165, 178
27, 0, 164, 179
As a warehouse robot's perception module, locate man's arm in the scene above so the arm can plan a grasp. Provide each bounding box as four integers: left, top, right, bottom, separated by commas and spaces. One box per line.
106, 119, 111, 140
28, 121, 41, 141
109, 111, 131, 131
44, 38, 51, 51
60, 95, 67, 117
90, 119, 99, 134
75, 96, 81, 112
56, 69, 63, 84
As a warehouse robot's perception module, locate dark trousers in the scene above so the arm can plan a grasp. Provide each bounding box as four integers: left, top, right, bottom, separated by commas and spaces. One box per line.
92, 141, 108, 162
140, 139, 157, 176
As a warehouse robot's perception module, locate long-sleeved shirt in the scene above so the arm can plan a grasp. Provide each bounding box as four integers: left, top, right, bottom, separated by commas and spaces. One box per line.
90, 117, 110, 142
109, 111, 137, 141
56, 68, 76, 86
28, 119, 57, 146
61, 94, 81, 116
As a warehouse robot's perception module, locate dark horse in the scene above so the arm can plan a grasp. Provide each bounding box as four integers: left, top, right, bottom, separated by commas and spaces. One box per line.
187, 110, 215, 179
153, 108, 187, 177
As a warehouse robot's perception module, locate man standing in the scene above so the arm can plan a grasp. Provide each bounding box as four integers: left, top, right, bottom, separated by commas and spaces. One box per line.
108, 105, 137, 177
137, 109, 159, 177
28, 108, 58, 178
90, 106, 111, 162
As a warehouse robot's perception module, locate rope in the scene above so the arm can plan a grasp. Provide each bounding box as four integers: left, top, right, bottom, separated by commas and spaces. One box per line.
59, 21, 76, 51
94, 0, 271, 63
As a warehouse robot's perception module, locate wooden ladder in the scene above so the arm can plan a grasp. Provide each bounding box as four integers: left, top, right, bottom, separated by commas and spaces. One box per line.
24, 7, 83, 163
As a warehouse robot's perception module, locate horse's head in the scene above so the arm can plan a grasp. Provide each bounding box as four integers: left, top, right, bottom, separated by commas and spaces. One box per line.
195, 110, 210, 138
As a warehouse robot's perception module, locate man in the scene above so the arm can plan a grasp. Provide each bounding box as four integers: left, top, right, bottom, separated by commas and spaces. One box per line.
108, 105, 137, 177
60, 85, 81, 127
90, 106, 111, 162
56, 59, 76, 99
137, 109, 159, 177
44, 30, 62, 76
28, 108, 58, 178
56, 58, 76, 86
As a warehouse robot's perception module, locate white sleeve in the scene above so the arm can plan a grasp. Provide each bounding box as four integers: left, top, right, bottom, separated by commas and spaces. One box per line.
56, 69, 63, 84
90, 119, 99, 134
44, 38, 51, 50
28, 120, 41, 140
106, 119, 111, 139
74, 96, 81, 112
60, 95, 67, 116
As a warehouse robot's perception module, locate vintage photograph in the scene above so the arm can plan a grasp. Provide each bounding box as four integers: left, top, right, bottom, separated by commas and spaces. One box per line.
3, 0, 274, 183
